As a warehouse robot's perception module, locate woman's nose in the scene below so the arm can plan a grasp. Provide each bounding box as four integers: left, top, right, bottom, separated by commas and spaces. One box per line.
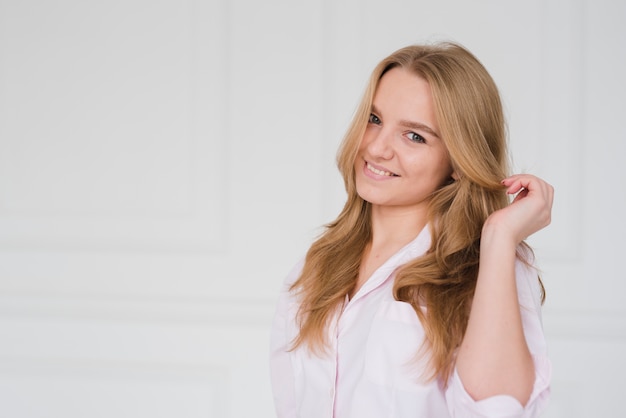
366, 129, 394, 160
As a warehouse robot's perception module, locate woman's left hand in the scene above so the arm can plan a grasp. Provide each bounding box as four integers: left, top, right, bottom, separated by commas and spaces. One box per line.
483, 174, 554, 244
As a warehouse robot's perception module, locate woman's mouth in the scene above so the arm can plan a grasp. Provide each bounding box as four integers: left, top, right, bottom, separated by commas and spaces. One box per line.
366, 162, 398, 177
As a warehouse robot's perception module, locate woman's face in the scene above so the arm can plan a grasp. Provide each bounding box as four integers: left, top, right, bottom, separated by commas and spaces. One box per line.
354, 67, 454, 212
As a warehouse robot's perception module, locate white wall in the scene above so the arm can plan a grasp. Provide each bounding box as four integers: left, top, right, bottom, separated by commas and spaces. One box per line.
0, 0, 624, 417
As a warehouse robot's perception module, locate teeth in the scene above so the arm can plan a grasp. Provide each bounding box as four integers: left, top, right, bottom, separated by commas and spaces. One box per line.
367, 162, 394, 176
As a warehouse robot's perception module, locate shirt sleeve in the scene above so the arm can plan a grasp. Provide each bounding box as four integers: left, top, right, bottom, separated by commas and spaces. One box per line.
444, 256, 552, 418
269, 259, 304, 418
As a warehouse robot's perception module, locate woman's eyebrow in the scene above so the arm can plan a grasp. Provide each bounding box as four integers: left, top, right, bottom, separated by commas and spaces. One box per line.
371, 104, 440, 139
399, 119, 440, 139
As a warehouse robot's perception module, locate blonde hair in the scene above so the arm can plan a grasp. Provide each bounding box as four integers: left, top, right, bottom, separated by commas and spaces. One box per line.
290, 42, 540, 383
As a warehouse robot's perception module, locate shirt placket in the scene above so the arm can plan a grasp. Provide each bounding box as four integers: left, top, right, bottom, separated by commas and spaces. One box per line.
329, 297, 348, 417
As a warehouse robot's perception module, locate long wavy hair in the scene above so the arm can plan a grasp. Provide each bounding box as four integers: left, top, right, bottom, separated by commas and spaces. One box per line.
290, 42, 540, 383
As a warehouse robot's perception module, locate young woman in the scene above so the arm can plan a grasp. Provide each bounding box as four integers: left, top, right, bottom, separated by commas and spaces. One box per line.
270, 42, 553, 418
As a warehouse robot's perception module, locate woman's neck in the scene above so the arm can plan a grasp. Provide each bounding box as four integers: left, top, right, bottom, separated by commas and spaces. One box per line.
369, 204, 428, 250
349, 204, 428, 299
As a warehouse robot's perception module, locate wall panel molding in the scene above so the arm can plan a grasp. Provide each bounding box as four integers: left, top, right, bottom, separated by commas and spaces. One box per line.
0, 292, 276, 326
0, 358, 229, 417
532, 0, 585, 262
544, 308, 626, 340
0, 0, 228, 253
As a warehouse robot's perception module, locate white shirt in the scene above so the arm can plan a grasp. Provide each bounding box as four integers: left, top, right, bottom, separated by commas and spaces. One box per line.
270, 226, 551, 417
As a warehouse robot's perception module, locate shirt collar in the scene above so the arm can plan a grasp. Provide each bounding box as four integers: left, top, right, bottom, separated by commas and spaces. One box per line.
350, 224, 432, 302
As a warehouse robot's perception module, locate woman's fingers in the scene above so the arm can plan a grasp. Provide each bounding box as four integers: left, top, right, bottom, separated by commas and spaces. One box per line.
502, 175, 553, 206
487, 174, 554, 242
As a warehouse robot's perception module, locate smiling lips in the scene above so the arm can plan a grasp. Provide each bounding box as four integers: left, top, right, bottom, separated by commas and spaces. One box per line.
366, 161, 399, 177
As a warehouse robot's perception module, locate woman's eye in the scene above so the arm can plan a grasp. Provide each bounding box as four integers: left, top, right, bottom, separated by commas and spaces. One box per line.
368, 113, 381, 125
407, 132, 426, 143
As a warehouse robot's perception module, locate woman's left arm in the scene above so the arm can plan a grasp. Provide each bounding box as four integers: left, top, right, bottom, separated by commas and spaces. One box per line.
455, 174, 554, 406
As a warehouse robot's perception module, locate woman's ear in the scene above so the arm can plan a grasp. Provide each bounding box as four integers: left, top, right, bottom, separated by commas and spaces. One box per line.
451, 171, 459, 181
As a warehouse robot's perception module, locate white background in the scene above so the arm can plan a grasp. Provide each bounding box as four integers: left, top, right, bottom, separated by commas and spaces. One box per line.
0, 0, 624, 417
